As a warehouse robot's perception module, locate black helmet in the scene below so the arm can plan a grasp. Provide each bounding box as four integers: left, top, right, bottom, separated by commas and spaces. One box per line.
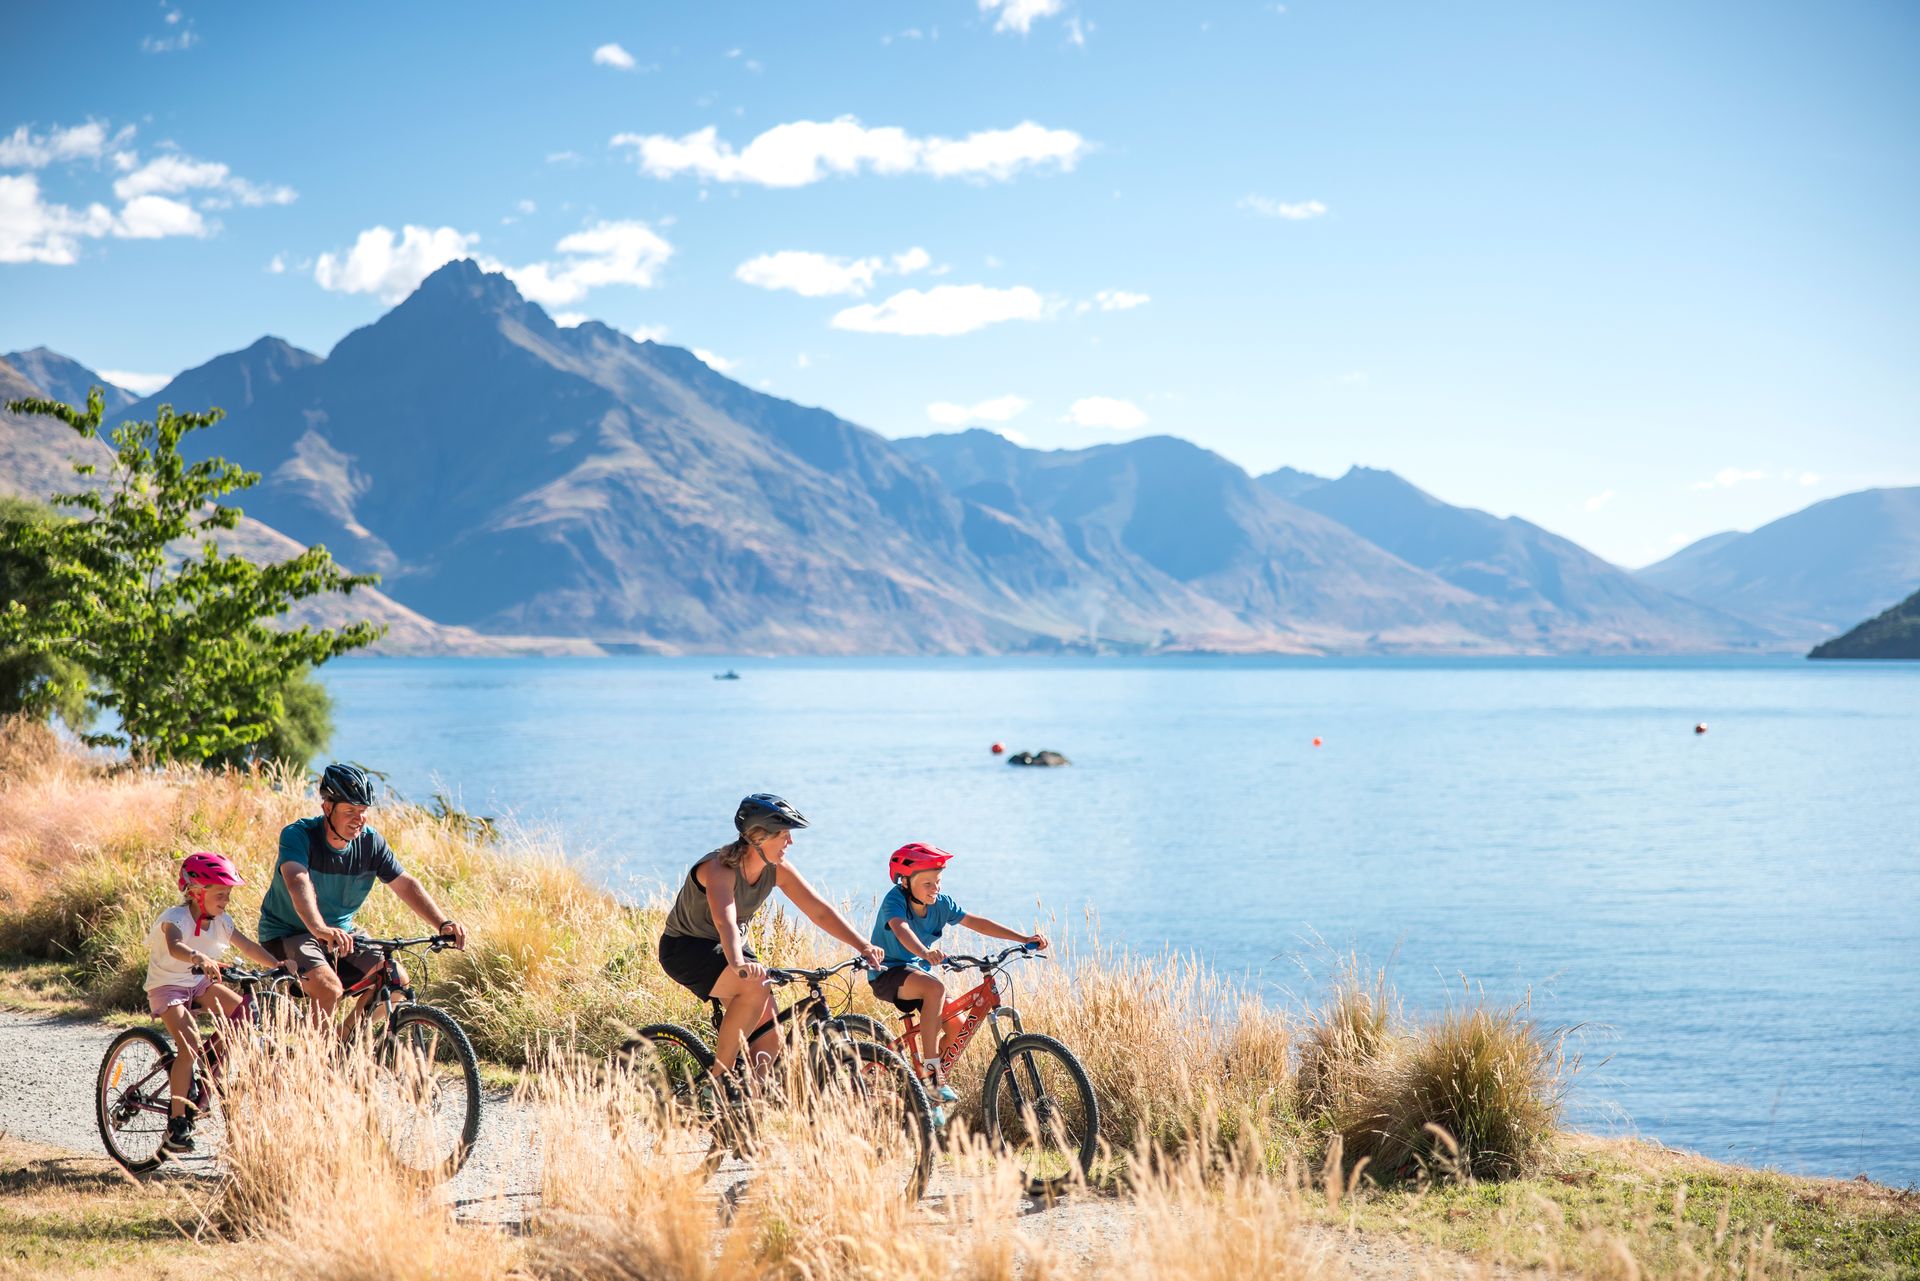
319, 762, 376, 806
734, 793, 808, 834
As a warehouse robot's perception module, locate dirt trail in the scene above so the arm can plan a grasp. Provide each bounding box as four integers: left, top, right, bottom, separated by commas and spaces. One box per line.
0, 1007, 1511, 1279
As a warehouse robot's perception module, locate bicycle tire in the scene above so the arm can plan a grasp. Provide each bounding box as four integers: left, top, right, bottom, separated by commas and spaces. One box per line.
96, 1027, 176, 1173
981, 1032, 1099, 1196
377, 1004, 481, 1177
833, 1011, 898, 1048
816, 1035, 936, 1201
615, 1023, 727, 1170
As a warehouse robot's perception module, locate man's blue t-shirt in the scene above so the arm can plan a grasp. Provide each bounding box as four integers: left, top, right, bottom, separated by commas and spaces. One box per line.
868, 886, 967, 978
257, 817, 404, 942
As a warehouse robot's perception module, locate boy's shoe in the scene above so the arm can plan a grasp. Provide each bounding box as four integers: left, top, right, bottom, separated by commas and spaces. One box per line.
161, 1116, 195, 1154
934, 1083, 960, 1103
931, 1105, 949, 1129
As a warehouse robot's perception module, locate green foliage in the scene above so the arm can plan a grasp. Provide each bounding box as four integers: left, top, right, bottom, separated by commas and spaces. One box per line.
0, 389, 383, 764
0, 496, 90, 732
207, 665, 334, 770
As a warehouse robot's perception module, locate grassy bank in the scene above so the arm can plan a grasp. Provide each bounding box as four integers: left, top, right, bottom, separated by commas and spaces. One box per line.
3, 716, 1916, 1278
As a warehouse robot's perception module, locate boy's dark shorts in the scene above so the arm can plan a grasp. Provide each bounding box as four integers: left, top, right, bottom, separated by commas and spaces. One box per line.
658, 931, 758, 999
869, 965, 927, 1014
263, 931, 386, 991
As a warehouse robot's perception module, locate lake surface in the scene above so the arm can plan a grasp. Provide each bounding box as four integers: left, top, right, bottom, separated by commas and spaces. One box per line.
318, 656, 1920, 1186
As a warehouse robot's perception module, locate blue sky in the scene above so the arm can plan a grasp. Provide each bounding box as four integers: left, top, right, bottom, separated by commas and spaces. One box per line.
3, 1, 1915, 567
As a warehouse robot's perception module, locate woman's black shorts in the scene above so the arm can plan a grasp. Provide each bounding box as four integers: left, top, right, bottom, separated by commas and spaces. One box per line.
869, 965, 927, 1014
658, 931, 758, 999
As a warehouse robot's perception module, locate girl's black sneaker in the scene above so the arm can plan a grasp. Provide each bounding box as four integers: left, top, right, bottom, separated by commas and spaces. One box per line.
160, 1115, 195, 1154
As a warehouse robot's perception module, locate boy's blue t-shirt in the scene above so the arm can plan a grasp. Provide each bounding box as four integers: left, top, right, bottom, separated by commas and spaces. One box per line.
257, 816, 404, 942
868, 886, 967, 978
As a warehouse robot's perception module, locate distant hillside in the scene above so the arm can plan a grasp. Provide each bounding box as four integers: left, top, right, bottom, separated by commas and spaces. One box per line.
1, 348, 137, 413
114, 335, 320, 426
1252, 464, 1776, 651
1636, 488, 1920, 642
19, 259, 1873, 656
1809, 588, 1920, 660
0, 357, 573, 657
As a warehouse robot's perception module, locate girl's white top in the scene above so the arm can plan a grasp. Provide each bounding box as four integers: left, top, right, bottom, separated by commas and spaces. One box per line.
143, 904, 236, 991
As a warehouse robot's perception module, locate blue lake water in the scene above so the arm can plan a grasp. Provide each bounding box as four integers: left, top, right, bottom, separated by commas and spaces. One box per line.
317, 656, 1920, 1186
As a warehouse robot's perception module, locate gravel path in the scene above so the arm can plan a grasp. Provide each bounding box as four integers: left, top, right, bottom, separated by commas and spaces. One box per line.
0, 1007, 1509, 1278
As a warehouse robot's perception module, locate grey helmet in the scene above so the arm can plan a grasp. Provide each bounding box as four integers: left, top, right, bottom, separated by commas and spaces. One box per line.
734, 793, 809, 834
319, 762, 376, 806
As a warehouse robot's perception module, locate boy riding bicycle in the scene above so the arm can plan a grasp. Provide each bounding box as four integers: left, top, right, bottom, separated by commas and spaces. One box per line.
143, 852, 282, 1154
867, 843, 1045, 1102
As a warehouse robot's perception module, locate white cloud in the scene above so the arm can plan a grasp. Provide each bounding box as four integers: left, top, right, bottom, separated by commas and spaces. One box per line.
1066, 16, 1088, 46
1066, 396, 1148, 430
927, 395, 1029, 426
692, 348, 737, 373
831, 284, 1045, 336
313, 224, 481, 303
0, 121, 114, 168
503, 219, 672, 306
0, 174, 114, 263
551, 312, 590, 327
114, 153, 296, 207
630, 324, 669, 343
1786, 470, 1820, 486
1088, 288, 1148, 312
311, 219, 673, 309
592, 42, 637, 69
980, 0, 1066, 35
612, 116, 1085, 187
267, 253, 286, 273
733, 245, 930, 297
1239, 195, 1328, 221
141, 29, 199, 53
1584, 489, 1616, 512
115, 194, 207, 239
1689, 468, 1768, 492
98, 369, 169, 395
546, 150, 583, 166
515, 199, 537, 215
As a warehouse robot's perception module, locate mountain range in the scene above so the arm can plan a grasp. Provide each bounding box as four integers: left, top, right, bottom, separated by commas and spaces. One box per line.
6, 259, 1913, 656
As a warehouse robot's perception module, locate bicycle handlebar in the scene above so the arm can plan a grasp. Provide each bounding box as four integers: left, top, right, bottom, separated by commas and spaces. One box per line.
189, 962, 289, 985
765, 956, 868, 986
359, 934, 457, 952
940, 941, 1045, 973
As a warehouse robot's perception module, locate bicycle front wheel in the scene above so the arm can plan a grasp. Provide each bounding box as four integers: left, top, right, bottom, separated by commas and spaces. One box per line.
981, 1032, 1099, 1196
96, 1027, 176, 1173
374, 1004, 481, 1178
815, 1035, 936, 1201
613, 1023, 725, 1174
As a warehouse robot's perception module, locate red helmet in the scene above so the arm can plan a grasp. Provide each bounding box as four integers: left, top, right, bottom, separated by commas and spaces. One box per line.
889, 842, 954, 883
179, 851, 244, 891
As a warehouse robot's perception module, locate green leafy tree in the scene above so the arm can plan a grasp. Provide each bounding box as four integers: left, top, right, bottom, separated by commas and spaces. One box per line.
209, 665, 334, 770
0, 496, 90, 731
0, 390, 384, 764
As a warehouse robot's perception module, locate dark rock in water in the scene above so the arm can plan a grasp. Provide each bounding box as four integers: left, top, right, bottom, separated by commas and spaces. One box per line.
1809, 587, 1920, 659
1008, 750, 1070, 767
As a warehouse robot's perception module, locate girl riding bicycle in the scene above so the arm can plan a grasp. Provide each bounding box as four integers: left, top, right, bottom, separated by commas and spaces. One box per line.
867, 843, 1046, 1102
143, 852, 281, 1154
657, 794, 884, 1075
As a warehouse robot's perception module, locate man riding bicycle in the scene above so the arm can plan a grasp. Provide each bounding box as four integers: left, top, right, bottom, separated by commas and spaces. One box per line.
257, 763, 467, 1020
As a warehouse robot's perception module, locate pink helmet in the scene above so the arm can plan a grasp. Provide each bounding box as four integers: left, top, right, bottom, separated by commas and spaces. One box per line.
179, 852, 244, 891
889, 842, 953, 883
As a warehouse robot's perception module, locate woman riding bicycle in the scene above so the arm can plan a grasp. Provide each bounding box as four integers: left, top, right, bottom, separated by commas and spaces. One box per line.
657, 794, 883, 1074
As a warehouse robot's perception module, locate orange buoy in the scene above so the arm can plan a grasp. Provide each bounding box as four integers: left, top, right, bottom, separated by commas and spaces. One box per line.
1312, 737, 1323, 747
990, 742, 1006, 755
1694, 723, 1708, 735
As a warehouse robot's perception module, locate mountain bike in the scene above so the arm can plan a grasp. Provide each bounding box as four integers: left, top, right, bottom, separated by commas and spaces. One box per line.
616, 957, 937, 1200
330, 934, 483, 1176
839, 942, 1099, 1196
95, 963, 292, 1173
94, 936, 481, 1177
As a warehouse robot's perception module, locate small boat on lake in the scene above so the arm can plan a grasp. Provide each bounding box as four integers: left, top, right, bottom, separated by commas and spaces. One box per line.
714, 670, 741, 681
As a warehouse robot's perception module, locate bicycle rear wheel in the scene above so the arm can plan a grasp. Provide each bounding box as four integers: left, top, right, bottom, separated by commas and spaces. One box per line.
981, 1032, 1099, 1196
815, 1035, 936, 1201
613, 1023, 726, 1174
96, 1027, 176, 1172
373, 1004, 481, 1177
